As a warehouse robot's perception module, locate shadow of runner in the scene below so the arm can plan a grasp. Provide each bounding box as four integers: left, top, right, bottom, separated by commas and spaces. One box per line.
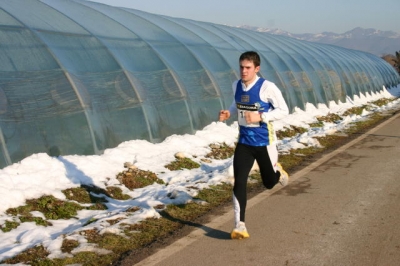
160, 210, 231, 240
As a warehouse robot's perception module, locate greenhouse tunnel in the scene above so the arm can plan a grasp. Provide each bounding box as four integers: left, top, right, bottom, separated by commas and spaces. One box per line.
0, 0, 399, 169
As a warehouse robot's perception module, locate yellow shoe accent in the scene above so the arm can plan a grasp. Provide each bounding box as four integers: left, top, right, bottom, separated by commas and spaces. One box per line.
231, 229, 250, 239
277, 162, 289, 186
231, 222, 250, 239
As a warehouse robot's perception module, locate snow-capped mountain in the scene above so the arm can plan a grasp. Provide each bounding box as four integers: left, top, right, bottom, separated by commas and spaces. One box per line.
238, 26, 400, 56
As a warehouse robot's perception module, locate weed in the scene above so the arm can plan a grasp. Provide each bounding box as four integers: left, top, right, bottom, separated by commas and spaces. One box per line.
309, 121, 324, 127
19, 216, 52, 227
61, 238, 79, 253
1, 245, 49, 265
164, 158, 200, 171
117, 168, 164, 189
6, 195, 83, 220
0, 220, 20, 233
205, 143, 235, 159
276, 126, 308, 139
105, 186, 131, 200
342, 106, 366, 116
63, 187, 93, 203
316, 113, 342, 123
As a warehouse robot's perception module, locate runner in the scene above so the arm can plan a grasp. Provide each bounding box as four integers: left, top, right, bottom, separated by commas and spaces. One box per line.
219, 51, 290, 239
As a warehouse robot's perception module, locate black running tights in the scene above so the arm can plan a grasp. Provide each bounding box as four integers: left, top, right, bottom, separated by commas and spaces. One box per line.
233, 143, 281, 222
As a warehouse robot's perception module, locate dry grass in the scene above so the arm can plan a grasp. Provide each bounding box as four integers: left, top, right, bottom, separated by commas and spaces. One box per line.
0, 98, 398, 266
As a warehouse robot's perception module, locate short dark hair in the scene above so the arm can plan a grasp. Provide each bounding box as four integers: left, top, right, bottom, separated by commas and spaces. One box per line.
239, 51, 261, 67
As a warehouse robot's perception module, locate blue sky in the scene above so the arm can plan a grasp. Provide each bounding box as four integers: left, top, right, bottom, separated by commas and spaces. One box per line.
89, 0, 400, 34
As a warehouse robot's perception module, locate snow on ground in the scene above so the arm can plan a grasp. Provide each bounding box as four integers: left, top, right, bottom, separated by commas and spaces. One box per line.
0, 85, 399, 261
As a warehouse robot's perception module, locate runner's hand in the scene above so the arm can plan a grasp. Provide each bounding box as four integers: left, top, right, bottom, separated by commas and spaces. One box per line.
219, 110, 230, 121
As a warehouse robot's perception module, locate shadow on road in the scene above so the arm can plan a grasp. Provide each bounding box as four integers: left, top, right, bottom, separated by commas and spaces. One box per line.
160, 210, 231, 240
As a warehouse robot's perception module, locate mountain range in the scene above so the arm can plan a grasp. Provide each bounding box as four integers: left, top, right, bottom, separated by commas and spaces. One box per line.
239, 26, 400, 57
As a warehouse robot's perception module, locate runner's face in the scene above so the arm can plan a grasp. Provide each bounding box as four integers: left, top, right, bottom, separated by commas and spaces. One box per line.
240, 59, 260, 86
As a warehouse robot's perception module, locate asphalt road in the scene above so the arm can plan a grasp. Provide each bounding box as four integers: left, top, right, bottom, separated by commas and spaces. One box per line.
125, 111, 400, 266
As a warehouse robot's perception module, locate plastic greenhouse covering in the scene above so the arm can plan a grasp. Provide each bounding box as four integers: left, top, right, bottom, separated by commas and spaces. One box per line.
0, 0, 399, 168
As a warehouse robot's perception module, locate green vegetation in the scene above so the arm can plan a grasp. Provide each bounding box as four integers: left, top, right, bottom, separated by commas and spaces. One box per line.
276, 125, 308, 139
164, 157, 201, 171
0, 98, 398, 266
117, 168, 164, 189
205, 143, 235, 160
6, 195, 84, 220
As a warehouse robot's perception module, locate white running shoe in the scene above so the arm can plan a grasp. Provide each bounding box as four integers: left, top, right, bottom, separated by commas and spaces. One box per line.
231, 221, 250, 239
277, 162, 289, 186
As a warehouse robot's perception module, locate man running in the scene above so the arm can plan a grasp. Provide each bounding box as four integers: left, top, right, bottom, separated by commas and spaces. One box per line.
219, 51, 290, 239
